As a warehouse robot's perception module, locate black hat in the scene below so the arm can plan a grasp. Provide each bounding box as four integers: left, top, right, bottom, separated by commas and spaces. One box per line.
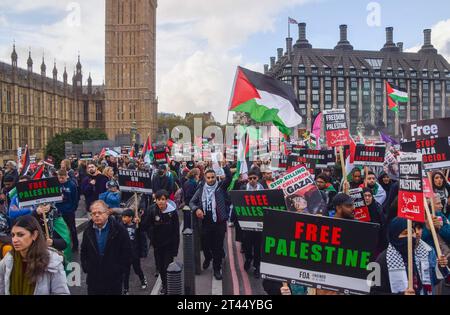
333, 193, 354, 208
122, 209, 135, 218
186, 161, 195, 170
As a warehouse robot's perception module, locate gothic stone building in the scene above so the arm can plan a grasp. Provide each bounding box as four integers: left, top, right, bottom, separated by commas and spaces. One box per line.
0, 48, 105, 164
266, 24, 450, 137
0, 0, 158, 164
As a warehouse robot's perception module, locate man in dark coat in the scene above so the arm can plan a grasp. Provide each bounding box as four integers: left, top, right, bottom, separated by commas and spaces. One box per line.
80, 200, 132, 295
189, 165, 232, 280
81, 162, 109, 212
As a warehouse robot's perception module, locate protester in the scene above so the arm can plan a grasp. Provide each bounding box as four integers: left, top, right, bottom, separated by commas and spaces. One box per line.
421, 194, 450, 288
431, 171, 450, 216
81, 162, 109, 212
103, 166, 115, 181
378, 172, 395, 199
241, 169, 264, 278
2, 161, 18, 187
99, 180, 122, 209
0, 215, 70, 295
151, 164, 175, 199
182, 168, 200, 205
371, 217, 449, 295
190, 166, 232, 280
56, 169, 79, 252
316, 173, 337, 212
145, 190, 179, 295
121, 209, 147, 295
2, 175, 16, 207
349, 168, 363, 189
363, 187, 388, 255
361, 171, 387, 205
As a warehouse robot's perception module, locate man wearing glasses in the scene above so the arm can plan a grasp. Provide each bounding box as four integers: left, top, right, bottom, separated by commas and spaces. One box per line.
189, 163, 232, 280
80, 200, 132, 295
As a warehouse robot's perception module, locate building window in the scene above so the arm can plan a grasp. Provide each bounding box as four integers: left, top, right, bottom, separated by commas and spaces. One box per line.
337, 80, 345, 89
312, 78, 320, 89
3, 126, 13, 150
96, 102, 103, 121
34, 127, 42, 149
299, 78, 306, 88
299, 66, 305, 75
19, 127, 28, 147
6, 90, 11, 113
83, 101, 89, 123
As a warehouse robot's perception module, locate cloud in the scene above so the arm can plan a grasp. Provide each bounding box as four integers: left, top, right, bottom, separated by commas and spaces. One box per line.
406, 19, 450, 61
157, 0, 314, 123
0, 0, 105, 85
0, 0, 315, 124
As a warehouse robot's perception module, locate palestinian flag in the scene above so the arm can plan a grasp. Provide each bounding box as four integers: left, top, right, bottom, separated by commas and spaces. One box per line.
129, 147, 135, 158
99, 148, 107, 158
386, 82, 408, 113
325, 183, 337, 193
142, 135, 154, 164
31, 164, 45, 179
18, 145, 30, 177
228, 133, 249, 191
229, 66, 303, 136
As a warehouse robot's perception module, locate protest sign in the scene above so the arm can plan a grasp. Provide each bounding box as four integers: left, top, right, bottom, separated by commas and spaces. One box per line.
286, 155, 316, 176
118, 169, 153, 194
260, 209, 380, 294
270, 152, 287, 171
349, 188, 371, 222
401, 117, 450, 142
230, 190, 287, 231
80, 152, 93, 161
323, 109, 351, 147
298, 149, 334, 169
397, 152, 425, 223
353, 145, 386, 167
401, 137, 450, 170
270, 164, 326, 215
16, 177, 63, 208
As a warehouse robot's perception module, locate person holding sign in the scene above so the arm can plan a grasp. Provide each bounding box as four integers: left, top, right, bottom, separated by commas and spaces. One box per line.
7, 176, 35, 221
0, 215, 70, 295
370, 217, 448, 295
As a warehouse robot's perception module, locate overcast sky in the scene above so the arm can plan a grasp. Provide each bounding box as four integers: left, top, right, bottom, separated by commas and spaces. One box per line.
0, 0, 449, 123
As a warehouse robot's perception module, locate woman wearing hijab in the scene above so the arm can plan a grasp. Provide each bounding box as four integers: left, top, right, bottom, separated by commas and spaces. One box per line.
431, 171, 450, 217
370, 217, 448, 295
363, 187, 388, 255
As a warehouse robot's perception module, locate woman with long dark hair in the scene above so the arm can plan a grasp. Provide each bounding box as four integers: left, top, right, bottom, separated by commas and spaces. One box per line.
0, 215, 69, 295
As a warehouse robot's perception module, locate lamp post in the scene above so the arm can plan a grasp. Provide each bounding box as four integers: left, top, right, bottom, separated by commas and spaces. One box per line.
131, 120, 137, 151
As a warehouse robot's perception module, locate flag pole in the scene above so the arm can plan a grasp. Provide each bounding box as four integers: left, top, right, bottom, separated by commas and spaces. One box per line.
407, 219, 413, 291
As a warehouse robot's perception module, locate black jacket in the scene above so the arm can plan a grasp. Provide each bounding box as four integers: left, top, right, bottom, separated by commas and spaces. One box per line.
80, 216, 132, 287
189, 166, 232, 224
145, 203, 180, 257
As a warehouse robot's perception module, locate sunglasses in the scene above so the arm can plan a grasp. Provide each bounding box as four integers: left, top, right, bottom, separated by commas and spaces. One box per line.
249, 176, 258, 180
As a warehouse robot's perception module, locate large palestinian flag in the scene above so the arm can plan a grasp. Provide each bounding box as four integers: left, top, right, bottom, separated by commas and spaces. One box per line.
229, 67, 303, 136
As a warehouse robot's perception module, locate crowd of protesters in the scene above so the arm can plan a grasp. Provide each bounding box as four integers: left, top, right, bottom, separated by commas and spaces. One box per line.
0, 142, 449, 296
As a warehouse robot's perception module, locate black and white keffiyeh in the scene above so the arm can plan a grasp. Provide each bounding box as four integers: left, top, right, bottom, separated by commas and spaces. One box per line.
202, 181, 218, 222
386, 240, 431, 294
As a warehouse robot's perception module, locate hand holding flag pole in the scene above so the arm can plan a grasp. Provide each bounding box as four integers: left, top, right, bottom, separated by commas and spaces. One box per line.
424, 197, 443, 257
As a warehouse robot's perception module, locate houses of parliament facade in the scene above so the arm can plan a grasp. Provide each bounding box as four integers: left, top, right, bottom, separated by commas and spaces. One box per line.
0, 0, 158, 163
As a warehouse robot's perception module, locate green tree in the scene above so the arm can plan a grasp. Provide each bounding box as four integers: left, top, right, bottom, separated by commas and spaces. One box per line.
45, 128, 108, 165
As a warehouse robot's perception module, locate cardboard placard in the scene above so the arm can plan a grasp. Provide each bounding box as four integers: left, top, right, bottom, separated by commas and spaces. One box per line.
401, 118, 450, 142
80, 152, 93, 161
349, 188, 371, 223
260, 210, 380, 295
230, 190, 287, 231
354, 145, 386, 167
16, 177, 63, 208
269, 164, 327, 215
118, 169, 153, 194
153, 147, 168, 165
397, 152, 425, 223
401, 137, 450, 170
323, 109, 351, 147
